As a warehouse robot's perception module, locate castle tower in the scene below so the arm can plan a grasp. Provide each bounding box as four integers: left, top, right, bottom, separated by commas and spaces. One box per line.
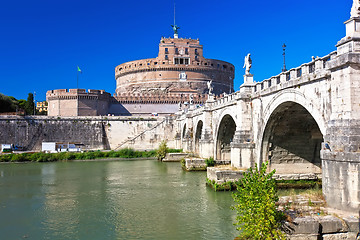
114, 34, 235, 115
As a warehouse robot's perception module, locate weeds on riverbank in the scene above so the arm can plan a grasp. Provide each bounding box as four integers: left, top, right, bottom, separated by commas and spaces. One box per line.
232, 162, 286, 240
156, 140, 168, 161
0, 147, 183, 162
206, 178, 237, 191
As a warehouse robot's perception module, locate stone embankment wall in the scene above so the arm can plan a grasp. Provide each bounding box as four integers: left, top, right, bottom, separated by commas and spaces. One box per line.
0, 116, 176, 151
286, 215, 359, 240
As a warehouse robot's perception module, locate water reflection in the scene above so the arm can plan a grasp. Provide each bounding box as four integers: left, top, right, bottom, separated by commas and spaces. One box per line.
0, 160, 237, 240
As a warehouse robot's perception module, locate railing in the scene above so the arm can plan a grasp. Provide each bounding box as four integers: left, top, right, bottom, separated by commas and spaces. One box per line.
176, 51, 337, 117
252, 51, 337, 94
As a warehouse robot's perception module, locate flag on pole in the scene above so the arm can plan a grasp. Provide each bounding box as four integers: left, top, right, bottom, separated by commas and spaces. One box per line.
77, 66, 82, 73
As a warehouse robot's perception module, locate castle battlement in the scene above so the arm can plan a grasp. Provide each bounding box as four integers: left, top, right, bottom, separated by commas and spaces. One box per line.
47, 89, 111, 100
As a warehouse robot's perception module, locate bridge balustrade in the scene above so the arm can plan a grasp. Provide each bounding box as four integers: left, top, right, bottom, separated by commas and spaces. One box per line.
251, 51, 336, 95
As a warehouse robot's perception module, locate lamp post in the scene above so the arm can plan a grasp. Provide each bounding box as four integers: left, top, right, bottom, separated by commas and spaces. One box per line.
33, 91, 36, 115
282, 43, 287, 72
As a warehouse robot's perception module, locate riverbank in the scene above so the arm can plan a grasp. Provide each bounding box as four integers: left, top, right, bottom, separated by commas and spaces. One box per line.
0, 148, 182, 162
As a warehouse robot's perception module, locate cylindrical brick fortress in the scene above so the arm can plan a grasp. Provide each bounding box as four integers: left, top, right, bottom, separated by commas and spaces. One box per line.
115, 37, 235, 100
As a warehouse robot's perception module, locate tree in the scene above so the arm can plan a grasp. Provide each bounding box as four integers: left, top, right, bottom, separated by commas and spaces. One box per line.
156, 140, 168, 161
0, 93, 18, 113
25, 93, 34, 115
232, 161, 285, 240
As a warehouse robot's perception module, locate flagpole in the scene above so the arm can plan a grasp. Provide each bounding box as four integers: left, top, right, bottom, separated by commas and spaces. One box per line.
77, 67, 79, 89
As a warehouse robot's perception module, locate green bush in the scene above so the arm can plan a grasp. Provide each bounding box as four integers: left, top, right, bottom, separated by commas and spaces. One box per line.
156, 140, 168, 161
0, 154, 12, 162
167, 149, 183, 153
205, 157, 215, 167
11, 153, 28, 162
0, 148, 159, 162
180, 158, 186, 169
232, 161, 285, 240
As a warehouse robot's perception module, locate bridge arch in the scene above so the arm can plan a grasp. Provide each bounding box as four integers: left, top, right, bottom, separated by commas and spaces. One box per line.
262, 90, 326, 136
260, 100, 323, 177
215, 114, 236, 160
194, 120, 203, 155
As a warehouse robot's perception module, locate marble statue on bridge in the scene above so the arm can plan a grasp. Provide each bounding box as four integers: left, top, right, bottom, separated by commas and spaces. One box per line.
351, 0, 360, 18
243, 53, 252, 76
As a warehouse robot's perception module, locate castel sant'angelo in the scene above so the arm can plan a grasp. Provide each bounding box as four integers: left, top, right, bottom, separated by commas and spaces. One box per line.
46, 26, 235, 116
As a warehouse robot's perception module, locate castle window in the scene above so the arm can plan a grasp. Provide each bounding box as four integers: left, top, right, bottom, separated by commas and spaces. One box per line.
195, 49, 198, 55
140, 63, 143, 66
204, 63, 208, 66
185, 48, 188, 54
165, 48, 168, 54
217, 64, 220, 68
174, 58, 189, 65
165, 55, 168, 60
154, 62, 158, 65
163, 62, 165, 64
195, 56, 198, 61
223, 65, 227, 69
175, 48, 179, 54
147, 63, 150, 65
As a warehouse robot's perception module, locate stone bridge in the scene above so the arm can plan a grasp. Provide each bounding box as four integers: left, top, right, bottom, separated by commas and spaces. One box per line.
175, 10, 360, 212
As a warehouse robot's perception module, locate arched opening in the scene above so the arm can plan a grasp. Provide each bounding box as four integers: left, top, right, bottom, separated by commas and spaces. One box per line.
261, 102, 323, 176
216, 115, 236, 160
182, 124, 187, 140
194, 120, 203, 155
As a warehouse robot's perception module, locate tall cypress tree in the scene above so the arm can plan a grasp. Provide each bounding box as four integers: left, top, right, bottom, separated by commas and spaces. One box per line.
25, 93, 34, 115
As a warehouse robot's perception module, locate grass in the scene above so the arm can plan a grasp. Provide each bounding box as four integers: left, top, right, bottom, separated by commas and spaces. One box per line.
0, 148, 161, 162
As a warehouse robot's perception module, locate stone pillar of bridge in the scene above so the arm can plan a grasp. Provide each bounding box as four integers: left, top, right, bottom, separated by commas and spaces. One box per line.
184, 114, 194, 153
231, 129, 255, 169
322, 9, 360, 212
230, 97, 255, 169
199, 101, 215, 159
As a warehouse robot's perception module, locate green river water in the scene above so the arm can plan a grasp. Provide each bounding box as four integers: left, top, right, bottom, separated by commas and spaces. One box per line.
0, 160, 238, 240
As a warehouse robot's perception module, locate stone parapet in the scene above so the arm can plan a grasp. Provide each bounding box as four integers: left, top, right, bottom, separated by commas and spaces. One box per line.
47, 89, 111, 101
286, 216, 359, 240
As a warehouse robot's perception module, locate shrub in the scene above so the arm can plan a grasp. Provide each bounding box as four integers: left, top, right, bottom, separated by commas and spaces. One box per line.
205, 157, 215, 167
11, 153, 28, 162
180, 158, 186, 170
156, 140, 168, 161
167, 149, 183, 153
232, 161, 285, 240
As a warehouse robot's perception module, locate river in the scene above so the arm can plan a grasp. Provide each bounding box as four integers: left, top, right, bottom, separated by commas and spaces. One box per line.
0, 160, 238, 240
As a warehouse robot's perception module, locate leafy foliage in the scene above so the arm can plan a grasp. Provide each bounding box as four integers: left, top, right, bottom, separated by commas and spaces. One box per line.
156, 140, 168, 161
167, 148, 183, 153
206, 178, 237, 191
25, 93, 35, 115
0, 149, 158, 162
232, 161, 285, 240
0, 93, 18, 113
205, 157, 215, 167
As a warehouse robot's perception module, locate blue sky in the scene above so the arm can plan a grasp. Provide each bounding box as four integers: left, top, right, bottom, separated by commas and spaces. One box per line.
0, 0, 351, 101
